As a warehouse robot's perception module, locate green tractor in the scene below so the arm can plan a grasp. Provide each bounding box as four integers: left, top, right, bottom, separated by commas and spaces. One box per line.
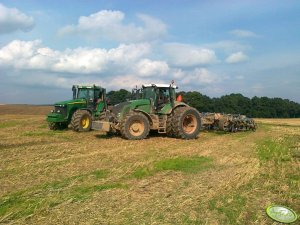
92, 83, 201, 140
47, 85, 107, 131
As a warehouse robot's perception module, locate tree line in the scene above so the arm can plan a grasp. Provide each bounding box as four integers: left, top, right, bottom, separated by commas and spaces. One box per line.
107, 89, 300, 118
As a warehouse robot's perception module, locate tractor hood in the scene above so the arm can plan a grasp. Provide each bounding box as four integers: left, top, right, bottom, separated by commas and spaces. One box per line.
112, 101, 130, 115
54, 99, 86, 106
129, 99, 150, 107
111, 99, 150, 117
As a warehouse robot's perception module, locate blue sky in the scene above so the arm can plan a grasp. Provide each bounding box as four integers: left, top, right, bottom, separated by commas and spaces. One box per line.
0, 0, 299, 104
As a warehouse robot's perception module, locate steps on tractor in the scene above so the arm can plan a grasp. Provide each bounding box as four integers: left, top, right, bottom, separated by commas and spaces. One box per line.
158, 115, 167, 133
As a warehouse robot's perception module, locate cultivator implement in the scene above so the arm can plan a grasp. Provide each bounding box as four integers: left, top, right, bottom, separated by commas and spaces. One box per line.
201, 113, 257, 132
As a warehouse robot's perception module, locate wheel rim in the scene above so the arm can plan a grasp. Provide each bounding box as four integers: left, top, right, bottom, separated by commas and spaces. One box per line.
129, 120, 145, 137
81, 115, 90, 129
182, 114, 197, 134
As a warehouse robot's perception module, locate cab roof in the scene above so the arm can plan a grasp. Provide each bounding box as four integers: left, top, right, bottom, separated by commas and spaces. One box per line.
72, 84, 104, 89
142, 84, 178, 89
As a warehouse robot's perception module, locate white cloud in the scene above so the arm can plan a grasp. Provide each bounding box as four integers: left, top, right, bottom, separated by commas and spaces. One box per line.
205, 40, 251, 53
176, 68, 218, 85
58, 10, 167, 43
103, 74, 165, 90
163, 43, 217, 67
0, 40, 222, 92
226, 51, 248, 64
0, 40, 225, 94
230, 29, 259, 38
0, 40, 151, 74
0, 40, 174, 91
107, 43, 151, 63
0, 3, 34, 34
135, 59, 169, 77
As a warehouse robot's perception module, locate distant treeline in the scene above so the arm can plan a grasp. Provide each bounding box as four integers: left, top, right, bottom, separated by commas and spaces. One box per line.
107, 89, 300, 118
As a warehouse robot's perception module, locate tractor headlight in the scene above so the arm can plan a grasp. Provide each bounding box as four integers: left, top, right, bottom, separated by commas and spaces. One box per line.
53, 105, 66, 116
51, 109, 54, 113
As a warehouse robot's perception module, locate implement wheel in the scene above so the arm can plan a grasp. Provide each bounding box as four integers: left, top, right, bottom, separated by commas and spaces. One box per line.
172, 107, 201, 139
121, 111, 150, 140
71, 110, 92, 132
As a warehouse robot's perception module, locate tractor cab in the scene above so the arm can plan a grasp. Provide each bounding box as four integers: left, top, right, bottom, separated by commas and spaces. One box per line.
141, 84, 177, 112
72, 85, 106, 112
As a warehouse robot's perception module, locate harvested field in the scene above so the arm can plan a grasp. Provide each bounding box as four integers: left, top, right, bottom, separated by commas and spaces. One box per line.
0, 105, 51, 115
0, 105, 299, 224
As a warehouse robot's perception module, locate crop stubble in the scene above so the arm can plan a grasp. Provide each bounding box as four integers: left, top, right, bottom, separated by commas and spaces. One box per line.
0, 105, 299, 224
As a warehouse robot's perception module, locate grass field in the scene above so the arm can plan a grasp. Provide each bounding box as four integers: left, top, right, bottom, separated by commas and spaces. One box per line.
0, 105, 299, 224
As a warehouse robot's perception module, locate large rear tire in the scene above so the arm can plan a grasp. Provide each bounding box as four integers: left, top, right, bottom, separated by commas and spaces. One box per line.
120, 111, 150, 140
172, 107, 201, 139
166, 114, 175, 137
71, 110, 92, 132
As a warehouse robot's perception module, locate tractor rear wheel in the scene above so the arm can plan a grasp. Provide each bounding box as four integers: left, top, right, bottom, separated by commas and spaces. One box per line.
166, 115, 175, 137
121, 111, 150, 140
71, 110, 92, 132
172, 107, 201, 139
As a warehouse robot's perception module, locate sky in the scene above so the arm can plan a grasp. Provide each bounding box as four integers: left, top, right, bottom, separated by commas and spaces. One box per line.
0, 0, 299, 104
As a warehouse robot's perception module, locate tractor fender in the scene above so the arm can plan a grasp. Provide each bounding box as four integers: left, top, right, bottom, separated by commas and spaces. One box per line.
167, 102, 189, 114
68, 107, 79, 121
68, 107, 92, 121
83, 108, 93, 115
132, 109, 153, 126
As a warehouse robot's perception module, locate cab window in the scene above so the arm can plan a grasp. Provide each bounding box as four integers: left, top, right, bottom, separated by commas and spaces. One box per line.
157, 88, 170, 104
78, 89, 93, 99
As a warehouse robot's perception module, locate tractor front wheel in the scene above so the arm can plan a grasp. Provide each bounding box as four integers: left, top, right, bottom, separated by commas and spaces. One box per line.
121, 112, 150, 140
71, 110, 92, 132
48, 122, 59, 130
48, 122, 68, 130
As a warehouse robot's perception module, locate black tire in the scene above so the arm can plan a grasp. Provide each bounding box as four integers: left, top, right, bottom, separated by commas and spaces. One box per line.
218, 118, 227, 131
71, 110, 92, 132
172, 107, 201, 139
59, 123, 68, 130
48, 122, 68, 130
230, 124, 237, 132
166, 114, 175, 137
48, 122, 59, 130
106, 129, 120, 137
120, 111, 150, 140
252, 123, 257, 132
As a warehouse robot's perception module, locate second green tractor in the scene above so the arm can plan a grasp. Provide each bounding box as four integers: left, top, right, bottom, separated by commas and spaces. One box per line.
46, 85, 107, 131
92, 83, 201, 140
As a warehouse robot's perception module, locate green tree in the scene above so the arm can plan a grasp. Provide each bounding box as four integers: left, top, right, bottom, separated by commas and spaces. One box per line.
105, 88, 300, 118
106, 89, 132, 105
